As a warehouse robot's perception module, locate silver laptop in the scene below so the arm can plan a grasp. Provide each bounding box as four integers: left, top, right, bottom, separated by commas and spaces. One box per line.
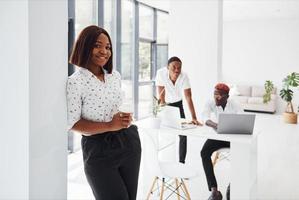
160, 106, 197, 130
217, 113, 256, 134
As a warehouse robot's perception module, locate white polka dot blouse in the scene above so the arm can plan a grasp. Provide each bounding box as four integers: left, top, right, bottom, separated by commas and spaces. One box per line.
66, 67, 122, 131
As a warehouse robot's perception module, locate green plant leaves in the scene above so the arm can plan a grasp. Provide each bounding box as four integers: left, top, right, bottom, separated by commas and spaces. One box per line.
280, 89, 293, 102
280, 72, 299, 106
282, 72, 299, 88
153, 95, 164, 117
263, 80, 274, 103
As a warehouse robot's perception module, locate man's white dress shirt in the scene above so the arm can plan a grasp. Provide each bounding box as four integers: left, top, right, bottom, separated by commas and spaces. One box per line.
155, 67, 190, 103
202, 99, 243, 123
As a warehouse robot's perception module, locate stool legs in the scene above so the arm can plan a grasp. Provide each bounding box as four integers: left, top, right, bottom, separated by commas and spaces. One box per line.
146, 176, 158, 200
160, 178, 165, 200
175, 178, 181, 200
146, 177, 191, 200
212, 151, 220, 166
181, 179, 191, 200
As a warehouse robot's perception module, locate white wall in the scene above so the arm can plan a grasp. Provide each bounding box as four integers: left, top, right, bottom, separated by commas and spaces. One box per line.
0, 1, 29, 198
169, 0, 222, 117
0, 1, 68, 199
28, 0, 68, 199
222, 19, 299, 113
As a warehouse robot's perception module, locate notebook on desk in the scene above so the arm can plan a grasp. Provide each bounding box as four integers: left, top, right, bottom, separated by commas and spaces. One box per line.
160, 106, 197, 130
217, 113, 256, 134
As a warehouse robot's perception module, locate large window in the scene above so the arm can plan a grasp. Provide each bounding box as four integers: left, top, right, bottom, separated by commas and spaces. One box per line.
120, 0, 134, 112
75, 0, 98, 37
157, 44, 168, 70
139, 5, 154, 39
121, 0, 134, 80
138, 84, 154, 118
104, 0, 113, 34
137, 4, 155, 118
157, 11, 168, 43
157, 11, 169, 69
138, 40, 154, 118
139, 41, 152, 81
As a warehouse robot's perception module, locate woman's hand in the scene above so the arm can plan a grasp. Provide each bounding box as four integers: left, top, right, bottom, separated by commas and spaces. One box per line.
191, 119, 203, 126
109, 112, 133, 131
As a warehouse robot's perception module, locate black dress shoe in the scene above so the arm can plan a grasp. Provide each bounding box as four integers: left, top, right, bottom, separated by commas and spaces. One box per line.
207, 191, 223, 200
226, 184, 230, 200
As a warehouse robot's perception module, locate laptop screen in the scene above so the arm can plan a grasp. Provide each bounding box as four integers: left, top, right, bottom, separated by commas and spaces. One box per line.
160, 106, 197, 130
160, 106, 182, 129
217, 113, 256, 134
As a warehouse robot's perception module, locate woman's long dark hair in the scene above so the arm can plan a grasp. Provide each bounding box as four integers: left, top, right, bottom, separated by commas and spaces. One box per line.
69, 25, 113, 73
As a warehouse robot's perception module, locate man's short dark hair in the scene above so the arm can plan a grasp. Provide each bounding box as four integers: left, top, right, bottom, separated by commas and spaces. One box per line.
167, 56, 182, 65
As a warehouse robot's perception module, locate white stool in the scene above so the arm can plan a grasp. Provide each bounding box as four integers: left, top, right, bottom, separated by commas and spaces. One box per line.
212, 147, 230, 167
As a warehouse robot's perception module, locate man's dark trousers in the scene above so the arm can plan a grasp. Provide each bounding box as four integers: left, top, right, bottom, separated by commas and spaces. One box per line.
168, 100, 187, 163
201, 139, 230, 190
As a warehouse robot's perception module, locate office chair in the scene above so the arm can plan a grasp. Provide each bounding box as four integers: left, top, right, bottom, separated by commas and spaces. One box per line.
142, 129, 198, 200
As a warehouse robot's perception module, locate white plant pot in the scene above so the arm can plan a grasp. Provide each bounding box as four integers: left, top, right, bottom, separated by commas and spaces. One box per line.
149, 117, 161, 129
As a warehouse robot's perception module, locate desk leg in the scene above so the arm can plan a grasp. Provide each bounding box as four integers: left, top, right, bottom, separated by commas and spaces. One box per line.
230, 138, 257, 199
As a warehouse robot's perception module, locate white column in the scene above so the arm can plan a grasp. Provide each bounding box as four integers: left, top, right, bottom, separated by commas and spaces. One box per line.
0, 0, 68, 199
230, 138, 258, 199
0, 1, 29, 198
169, 0, 222, 112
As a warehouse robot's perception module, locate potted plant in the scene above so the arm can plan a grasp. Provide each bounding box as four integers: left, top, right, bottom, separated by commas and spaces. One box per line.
263, 80, 274, 104
153, 96, 162, 117
150, 96, 166, 128
280, 72, 299, 124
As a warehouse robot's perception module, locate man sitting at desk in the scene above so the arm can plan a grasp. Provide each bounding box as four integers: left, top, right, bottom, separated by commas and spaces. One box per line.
201, 83, 243, 200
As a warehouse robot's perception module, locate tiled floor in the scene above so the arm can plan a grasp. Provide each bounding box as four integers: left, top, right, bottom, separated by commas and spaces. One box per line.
68, 113, 299, 200
67, 151, 94, 200
67, 143, 230, 200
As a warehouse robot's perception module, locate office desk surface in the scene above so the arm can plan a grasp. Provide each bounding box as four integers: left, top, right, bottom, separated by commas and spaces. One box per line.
135, 117, 258, 144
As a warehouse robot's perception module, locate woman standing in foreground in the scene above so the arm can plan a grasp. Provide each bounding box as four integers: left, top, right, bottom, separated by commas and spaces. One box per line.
67, 25, 141, 200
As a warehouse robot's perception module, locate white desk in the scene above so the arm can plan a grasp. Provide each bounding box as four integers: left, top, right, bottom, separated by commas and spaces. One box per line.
136, 118, 259, 200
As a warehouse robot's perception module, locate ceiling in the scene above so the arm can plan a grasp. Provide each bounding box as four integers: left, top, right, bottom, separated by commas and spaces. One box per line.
137, 0, 170, 12
224, 0, 299, 21
137, 0, 299, 21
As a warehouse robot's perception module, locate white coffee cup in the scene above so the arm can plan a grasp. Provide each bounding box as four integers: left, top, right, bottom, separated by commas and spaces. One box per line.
119, 102, 134, 114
